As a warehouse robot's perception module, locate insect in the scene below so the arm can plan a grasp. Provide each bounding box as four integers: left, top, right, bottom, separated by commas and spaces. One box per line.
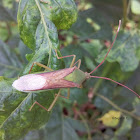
12, 20, 140, 112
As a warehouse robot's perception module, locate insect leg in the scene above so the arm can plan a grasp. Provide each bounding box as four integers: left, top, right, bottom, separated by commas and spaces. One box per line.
29, 89, 62, 111
73, 59, 81, 69
55, 49, 76, 68
48, 89, 62, 111
29, 101, 49, 111
40, 0, 48, 4
55, 88, 70, 99
29, 62, 53, 74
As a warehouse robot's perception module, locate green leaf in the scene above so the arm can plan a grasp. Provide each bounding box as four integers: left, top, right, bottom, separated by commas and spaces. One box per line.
18, 0, 77, 50
115, 116, 133, 136
132, 127, 140, 140
92, 135, 104, 140
96, 31, 140, 72
0, 22, 9, 41
65, 117, 86, 132
21, 17, 63, 74
49, 0, 77, 30
131, 0, 140, 15
0, 40, 22, 78
18, 41, 32, 63
98, 110, 121, 127
21, 114, 85, 140
90, 0, 123, 24
94, 81, 115, 110
0, 4, 16, 21
61, 44, 84, 68
136, 47, 140, 60
0, 89, 55, 140
17, 0, 75, 74
45, 107, 80, 140
80, 40, 103, 58
0, 77, 26, 124
69, 88, 88, 104
0, 77, 56, 140
132, 97, 140, 116
70, 8, 112, 41
85, 56, 96, 71
80, 40, 103, 71
105, 62, 132, 82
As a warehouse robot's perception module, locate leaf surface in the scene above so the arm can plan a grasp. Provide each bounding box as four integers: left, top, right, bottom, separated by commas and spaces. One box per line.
44, 107, 80, 140
96, 31, 140, 72
0, 40, 22, 78
0, 4, 16, 21
70, 8, 112, 41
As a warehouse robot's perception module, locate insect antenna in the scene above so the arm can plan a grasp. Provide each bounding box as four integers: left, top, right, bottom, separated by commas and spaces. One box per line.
89, 20, 121, 75
88, 20, 140, 99
90, 76, 140, 99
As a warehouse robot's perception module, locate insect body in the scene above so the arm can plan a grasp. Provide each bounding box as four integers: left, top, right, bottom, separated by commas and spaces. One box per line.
12, 20, 140, 112
12, 67, 89, 92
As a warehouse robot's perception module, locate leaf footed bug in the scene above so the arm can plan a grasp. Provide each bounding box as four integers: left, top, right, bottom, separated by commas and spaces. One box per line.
12, 20, 140, 112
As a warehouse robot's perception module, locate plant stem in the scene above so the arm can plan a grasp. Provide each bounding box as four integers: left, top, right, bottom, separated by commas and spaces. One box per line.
75, 107, 92, 140
96, 93, 140, 120
123, 0, 128, 28
5, 22, 12, 42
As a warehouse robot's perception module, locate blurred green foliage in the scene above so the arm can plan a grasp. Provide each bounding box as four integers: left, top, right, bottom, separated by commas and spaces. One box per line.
0, 0, 140, 140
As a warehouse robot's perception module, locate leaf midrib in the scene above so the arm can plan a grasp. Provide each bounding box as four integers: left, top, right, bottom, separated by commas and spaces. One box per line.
35, 0, 53, 66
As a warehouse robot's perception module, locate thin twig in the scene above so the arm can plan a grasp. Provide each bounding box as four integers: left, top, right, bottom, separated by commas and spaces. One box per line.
75, 107, 92, 140
96, 93, 140, 120
123, 0, 128, 28
5, 22, 12, 42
